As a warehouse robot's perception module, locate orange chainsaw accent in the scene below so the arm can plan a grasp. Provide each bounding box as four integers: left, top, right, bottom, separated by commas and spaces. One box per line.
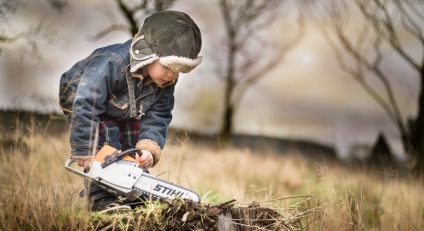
94, 145, 140, 165
123, 155, 140, 164
94, 145, 117, 163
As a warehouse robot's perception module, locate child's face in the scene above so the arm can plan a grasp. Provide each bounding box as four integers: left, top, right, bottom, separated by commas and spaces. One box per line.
147, 61, 179, 87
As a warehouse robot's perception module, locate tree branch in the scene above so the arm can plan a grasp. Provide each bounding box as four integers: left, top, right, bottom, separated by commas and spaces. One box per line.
88, 24, 130, 41
323, 0, 409, 137
358, 0, 420, 71
395, 0, 424, 45
232, 12, 305, 108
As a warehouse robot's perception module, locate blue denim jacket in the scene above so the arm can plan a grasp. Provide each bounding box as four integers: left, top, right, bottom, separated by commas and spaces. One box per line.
59, 39, 175, 156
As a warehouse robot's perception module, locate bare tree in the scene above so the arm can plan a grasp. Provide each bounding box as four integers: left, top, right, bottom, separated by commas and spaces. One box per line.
306, 0, 424, 174
91, 0, 177, 39
0, 0, 17, 22
0, 0, 68, 56
217, 0, 305, 143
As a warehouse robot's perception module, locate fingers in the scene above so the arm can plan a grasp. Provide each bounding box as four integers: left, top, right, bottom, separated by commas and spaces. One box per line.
77, 159, 83, 167
136, 150, 154, 169
84, 160, 91, 168
77, 159, 92, 169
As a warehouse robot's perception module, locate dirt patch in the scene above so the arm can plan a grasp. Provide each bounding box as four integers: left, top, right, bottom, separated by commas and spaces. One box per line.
91, 198, 312, 230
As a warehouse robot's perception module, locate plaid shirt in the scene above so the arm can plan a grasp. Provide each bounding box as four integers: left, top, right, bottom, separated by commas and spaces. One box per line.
98, 116, 140, 151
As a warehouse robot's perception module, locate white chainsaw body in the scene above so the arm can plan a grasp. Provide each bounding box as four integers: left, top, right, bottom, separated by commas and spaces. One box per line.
65, 157, 200, 202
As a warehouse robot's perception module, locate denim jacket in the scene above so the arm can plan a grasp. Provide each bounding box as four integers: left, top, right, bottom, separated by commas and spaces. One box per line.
59, 39, 175, 157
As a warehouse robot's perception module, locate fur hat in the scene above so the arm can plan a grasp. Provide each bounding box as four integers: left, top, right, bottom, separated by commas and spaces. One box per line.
130, 10, 202, 74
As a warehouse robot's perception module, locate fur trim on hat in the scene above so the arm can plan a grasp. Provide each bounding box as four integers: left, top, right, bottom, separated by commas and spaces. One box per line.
130, 55, 159, 73
159, 56, 202, 73
135, 139, 162, 167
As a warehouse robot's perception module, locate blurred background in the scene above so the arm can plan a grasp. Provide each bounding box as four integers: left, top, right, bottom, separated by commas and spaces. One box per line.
0, 0, 422, 167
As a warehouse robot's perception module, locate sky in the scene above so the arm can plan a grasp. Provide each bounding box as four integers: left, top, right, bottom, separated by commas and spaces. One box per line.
0, 0, 420, 160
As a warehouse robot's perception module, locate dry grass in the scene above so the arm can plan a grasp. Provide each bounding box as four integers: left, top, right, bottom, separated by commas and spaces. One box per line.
1, 127, 424, 230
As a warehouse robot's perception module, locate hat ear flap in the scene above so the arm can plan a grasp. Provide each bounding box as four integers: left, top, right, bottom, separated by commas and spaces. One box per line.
130, 35, 158, 73
130, 35, 154, 61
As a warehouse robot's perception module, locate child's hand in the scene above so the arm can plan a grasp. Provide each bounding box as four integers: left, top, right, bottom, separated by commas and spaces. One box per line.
77, 158, 92, 169
135, 150, 154, 168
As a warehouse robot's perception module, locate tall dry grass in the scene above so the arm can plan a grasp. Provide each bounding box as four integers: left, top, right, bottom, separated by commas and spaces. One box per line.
0, 132, 88, 230
0, 124, 423, 230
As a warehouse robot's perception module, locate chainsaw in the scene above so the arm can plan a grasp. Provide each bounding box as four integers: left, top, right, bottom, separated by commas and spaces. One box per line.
65, 145, 200, 203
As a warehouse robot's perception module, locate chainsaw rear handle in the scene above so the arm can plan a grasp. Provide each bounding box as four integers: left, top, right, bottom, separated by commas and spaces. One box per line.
65, 159, 90, 178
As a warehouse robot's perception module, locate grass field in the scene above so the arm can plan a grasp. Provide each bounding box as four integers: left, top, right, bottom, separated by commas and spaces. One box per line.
0, 121, 423, 230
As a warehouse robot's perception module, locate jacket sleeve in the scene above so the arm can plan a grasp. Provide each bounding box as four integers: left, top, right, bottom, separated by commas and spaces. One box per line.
69, 53, 124, 156
136, 84, 175, 166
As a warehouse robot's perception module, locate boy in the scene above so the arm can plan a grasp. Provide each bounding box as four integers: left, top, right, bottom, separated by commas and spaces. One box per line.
59, 10, 202, 211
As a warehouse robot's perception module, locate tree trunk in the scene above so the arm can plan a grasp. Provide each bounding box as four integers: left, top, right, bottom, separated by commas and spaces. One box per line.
219, 38, 236, 145
410, 71, 424, 176
219, 69, 234, 145
219, 104, 233, 145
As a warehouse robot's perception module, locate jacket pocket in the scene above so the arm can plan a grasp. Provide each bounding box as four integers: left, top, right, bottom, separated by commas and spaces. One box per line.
108, 93, 129, 109
105, 93, 129, 118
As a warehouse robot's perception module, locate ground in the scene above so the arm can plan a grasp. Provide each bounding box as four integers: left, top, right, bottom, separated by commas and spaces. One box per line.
91, 199, 306, 230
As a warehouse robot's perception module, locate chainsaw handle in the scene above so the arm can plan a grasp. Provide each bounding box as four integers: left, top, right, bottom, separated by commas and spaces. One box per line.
102, 148, 142, 168
65, 159, 90, 178
65, 148, 142, 176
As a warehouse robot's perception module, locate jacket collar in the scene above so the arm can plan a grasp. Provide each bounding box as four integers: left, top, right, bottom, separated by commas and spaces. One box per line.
132, 73, 174, 89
